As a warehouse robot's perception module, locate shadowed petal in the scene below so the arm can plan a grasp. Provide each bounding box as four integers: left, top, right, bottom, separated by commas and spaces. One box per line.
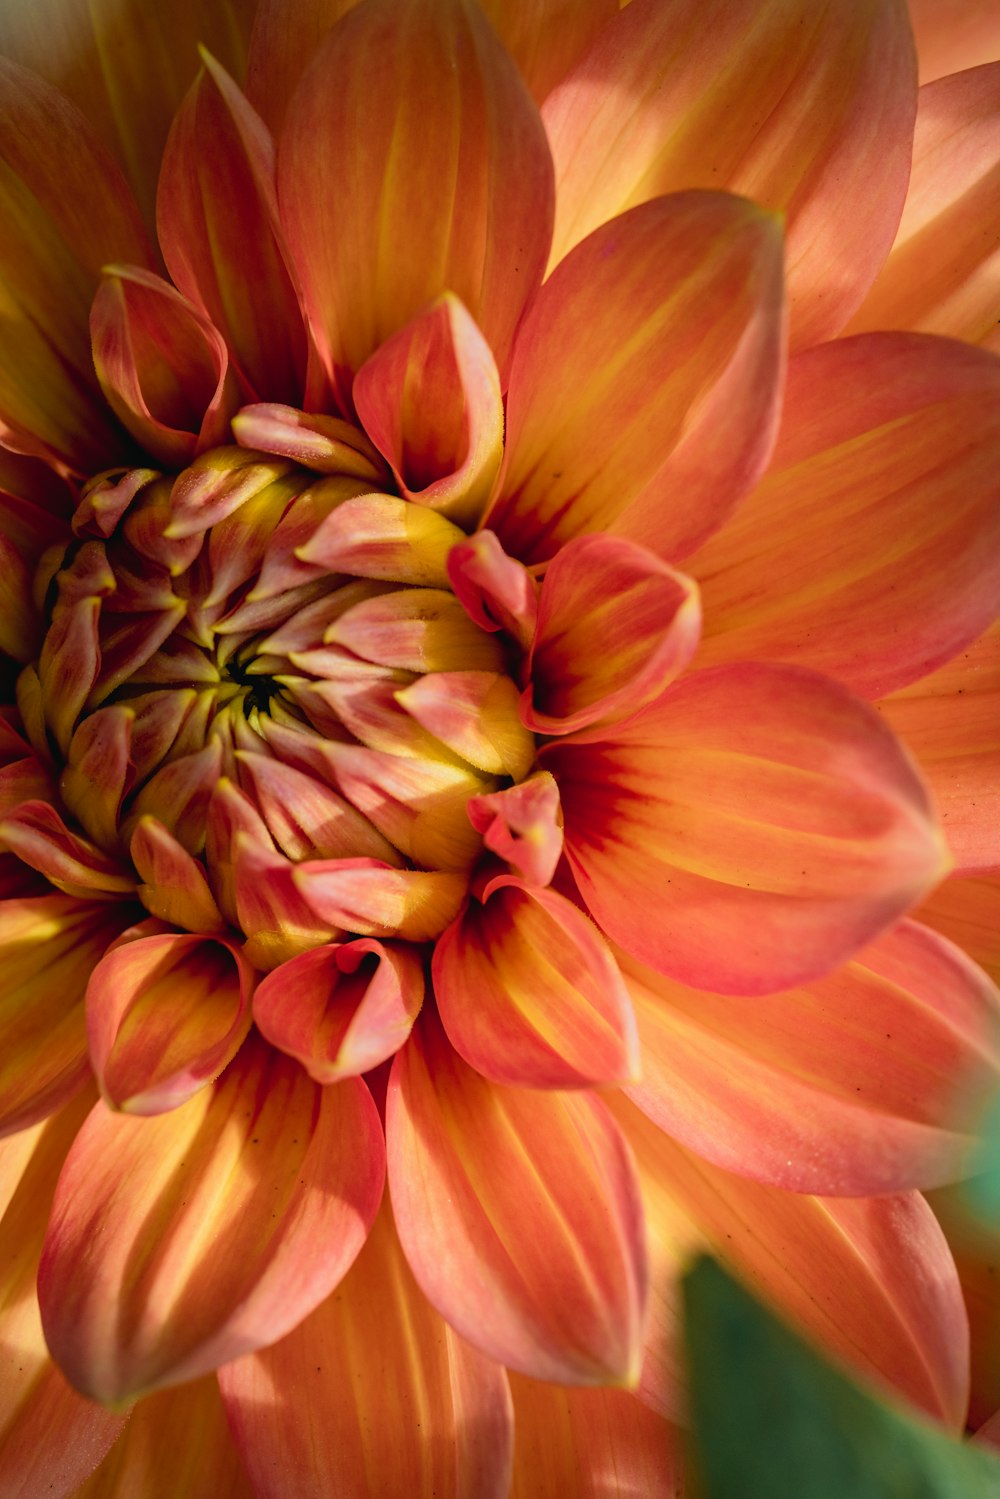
220, 1197, 513, 1499
0, 801, 135, 899
917, 873, 1000, 979
130, 816, 226, 934
489, 193, 785, 565
387, 1009, 647, 1384
908, 0, 1000, 82
543, 663, 949, 995
38, 1035, 385, 1404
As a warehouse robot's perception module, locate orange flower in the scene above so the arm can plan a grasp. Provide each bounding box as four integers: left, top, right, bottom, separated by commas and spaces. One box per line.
0, 1, 998, 1493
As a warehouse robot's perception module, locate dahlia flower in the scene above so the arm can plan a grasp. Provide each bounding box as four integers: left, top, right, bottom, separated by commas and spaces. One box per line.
0, 0, 998, 1494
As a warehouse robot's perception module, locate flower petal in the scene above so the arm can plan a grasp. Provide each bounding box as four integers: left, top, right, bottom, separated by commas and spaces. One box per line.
543, 663, 949, 995
299, 491, 466, 586
129, 816, 226, 934
245, 0, 357, 133
917, 872, 1000, 979
543, 0, 916, 348
433, 878, 639, 1088
879, 620, 1000, 874
253, 938, 424, 1082
846, 63, 1000, 350
295, 859, 468, 941
387, 1009, 647, 1384
157, 53, 308, 402
86, 930, 255, 1115
689, 334, 1000, 699
219, 1197, 513, 1499
908, 0, 1000, 83
623, 916, 1000, 1195
0, 1096, 127, 1499
466, 772, 564, 887
38, 1035, 385, 1403
396, 671, 535, 779
489, 192, 785, 565
278, 0, 554, 397
523, 535, 701, 734
353, 295, 504, 527
0, 801, 135, 899
446, 529, 538, 649
479, 0, 618, 103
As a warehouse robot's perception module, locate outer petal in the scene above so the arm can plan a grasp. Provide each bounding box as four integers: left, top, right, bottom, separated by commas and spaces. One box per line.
543, 663, 949, 995
246, 0, 358, 133
86, 931, 255, 1114
879, 621, 1000, 874
38, 1036, 385, 1403
277, 0, 554, 397
616, 1098, 970, 1429
508, 1379, 683, 1499
623, 918, 1000, 1195
157, 53, 308, 402
433, 879, 639, 1088
0, 58, 149, 471
929, 1182, 1000, 1427
0, 1096, 127, 1499
0, 800, 135, 899
253, 938, 424, 1082
71, 1376, 255, 1499
387, 1009, 647, 1385
220, 1197, 514, 1499
488, 193, 785, 565
908, 0, 1000, 83
543, 0, 916, 349
478, 0, 618, 103
917, 872, 1000, 979
523, 534, 701, 733
688, 335, 1000, 700
353, 296, 504, 528
90, 268, 239, 468
846, 64, 1000, 350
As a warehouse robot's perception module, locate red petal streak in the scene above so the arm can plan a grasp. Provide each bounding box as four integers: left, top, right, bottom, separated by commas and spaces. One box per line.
524, 535, 701, 734
543, 0, 916, 349
130, 816, 226, 934
543, 663, 949, 995
353, 296, 503, 528
299, 491, 467, 586
90, 268, 239, 467
0, 800, 135, 899
86, 931, 255, 1114
690, 334, 1000, 698
220, 1197, 513, 1499
232, 402, 386, 478
397, 672, 536, 779
157, 52, 308, 403
387, 1010, 647, 1384
466, 772, 564, 887
254, 938, 424, 1082
489, 193, 785, 565
0, 896, 129, 1137
278, 0, 554, 394
296, 859, 467, 941
433, 878, 639, 1088
447, 529, 538, 649
38, 1036, 385, 1403
623, 917, 1000, 1195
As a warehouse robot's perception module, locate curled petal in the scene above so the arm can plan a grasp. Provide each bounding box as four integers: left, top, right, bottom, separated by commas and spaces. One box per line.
466, 772, 564, 887
543, 0, 916, 348
523, 535, 701, 734
236, 750, 400, 863
543, 663, 949, 995
327, 587, 506, 673
37, 596, 101, 757
130, 816, 226, 934
38, 1036, 385, 1404
353, 295, 504, 527
296, 858, 468, 941
157, 52, 308, 402
232, 402, 386, 478
690, 334, 1000, 698
433, 878, 639, 1088
91, 267, 239, 467
278, 0, 554, 394
489, 193, 785, 565
0, 800, 135, 899
60, 705, 134, 851
447, 529, 538, 649
299, 491, 466, 585
232, 834, 341, 971
397, 671, 536, 779
254, 938, 424, 1082
86, 931, 255, 1114
623, 917, 1000, 1195
220, 1197, 514, 1499
387, 1010, 647, 1385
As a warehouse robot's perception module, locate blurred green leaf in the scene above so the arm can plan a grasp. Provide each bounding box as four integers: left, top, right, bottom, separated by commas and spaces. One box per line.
682, 1256, 1000, 1499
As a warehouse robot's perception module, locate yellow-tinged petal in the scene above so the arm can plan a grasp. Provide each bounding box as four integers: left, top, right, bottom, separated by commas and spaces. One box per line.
387, 1009, 648, 1385
299, 491, 467, 586
327, 587, 506, 673
130, 816, 226, 934
220, 1197, 514, 1499
397, 671, 535, 779
543, 0, 916, 349
278, 0, 554, 396
489, 193, 785, 565
846, 63, 1000, 350
0, 801, 135, 900
38, 1035, 385, 1404
296, 859, 468, 941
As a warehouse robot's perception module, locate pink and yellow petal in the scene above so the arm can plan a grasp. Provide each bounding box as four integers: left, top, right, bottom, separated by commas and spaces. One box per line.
689, 334, 1000, 700
466, 773, 564, 887
544, 663, 949, 996
38, 1035, 385, 1403
387, 1010, 647, 1385
490, 192, 785, 565
543, 0, 916, 348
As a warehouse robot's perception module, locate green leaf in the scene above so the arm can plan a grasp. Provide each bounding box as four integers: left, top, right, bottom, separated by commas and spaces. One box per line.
682, 1255, 1000, 1499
